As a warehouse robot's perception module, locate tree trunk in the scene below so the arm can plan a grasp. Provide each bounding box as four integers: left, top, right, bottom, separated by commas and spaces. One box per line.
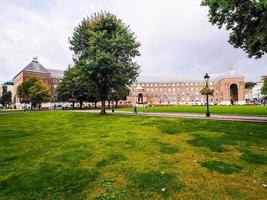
100, 99, 106, 114
115, 99, 118, 108
79, 101, 83, 109
72, 102, 75, 109
108, 100, 110, 108
94, 101, 97, 109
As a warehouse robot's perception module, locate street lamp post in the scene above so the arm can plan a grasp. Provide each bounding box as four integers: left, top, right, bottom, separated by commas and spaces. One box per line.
111, 89, 115, 112
204, 73, 210, 117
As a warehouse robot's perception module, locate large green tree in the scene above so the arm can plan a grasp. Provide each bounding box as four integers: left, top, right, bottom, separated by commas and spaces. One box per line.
0, 91, 12, 107
69, 12, 140, 114
202, 0, 267, 58
57, 66, 96, 108
29, 80, 51, 109
261, 77, 267, 105
17, 77, 38, 103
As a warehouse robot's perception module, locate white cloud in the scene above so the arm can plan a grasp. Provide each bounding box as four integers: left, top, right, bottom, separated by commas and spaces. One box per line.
0, 0, 266, 83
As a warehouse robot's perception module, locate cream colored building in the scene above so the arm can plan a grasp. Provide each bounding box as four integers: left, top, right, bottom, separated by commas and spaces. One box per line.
127, 72, 245, 105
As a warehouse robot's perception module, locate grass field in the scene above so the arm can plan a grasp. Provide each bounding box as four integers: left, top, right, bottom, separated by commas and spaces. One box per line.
0, 112, 267, 199
117, 105, 267, 116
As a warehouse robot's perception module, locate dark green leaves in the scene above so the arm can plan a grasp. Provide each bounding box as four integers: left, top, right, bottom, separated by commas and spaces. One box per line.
202, 0, 267, 58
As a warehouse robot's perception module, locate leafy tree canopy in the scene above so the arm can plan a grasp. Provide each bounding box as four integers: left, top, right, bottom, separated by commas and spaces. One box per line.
57, 66, 97, 108
29, 80, 51, 108
69, 11, 140, 114
245, 81, 256, 89
202, 0, 267, 58
0, 91, 12, 106
261, 77, 267, 96
17, 77, 38, 103
200, 87, 214, 96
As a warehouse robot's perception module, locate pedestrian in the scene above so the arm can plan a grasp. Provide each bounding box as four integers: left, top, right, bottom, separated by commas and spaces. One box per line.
112, 102, 115, 112
143, 102, 148, 112
133, 102, 138, 114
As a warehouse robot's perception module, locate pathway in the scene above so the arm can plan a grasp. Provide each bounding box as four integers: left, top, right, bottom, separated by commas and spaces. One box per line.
71, 110, 267, 123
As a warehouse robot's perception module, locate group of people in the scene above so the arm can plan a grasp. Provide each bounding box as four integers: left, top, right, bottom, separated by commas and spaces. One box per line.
133, 102, 149, 114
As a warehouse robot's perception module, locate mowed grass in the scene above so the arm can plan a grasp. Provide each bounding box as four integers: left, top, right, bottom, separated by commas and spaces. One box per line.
0, 111, 267, 199
117, 105, 267, 116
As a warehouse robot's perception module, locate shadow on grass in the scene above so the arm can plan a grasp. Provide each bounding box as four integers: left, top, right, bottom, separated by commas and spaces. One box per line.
152, 139, 180, 154
142, 118, 267, 160
96, 153, 127, 168
55, 149, 92, 165
128, 171, 182, 197
240, 148, 267, 165
187, 135, 234, 152
201, 160, 242, 174
0, 163, 100, 199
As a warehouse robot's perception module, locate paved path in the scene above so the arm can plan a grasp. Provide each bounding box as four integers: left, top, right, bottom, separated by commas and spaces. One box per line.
71, 110, 267, 123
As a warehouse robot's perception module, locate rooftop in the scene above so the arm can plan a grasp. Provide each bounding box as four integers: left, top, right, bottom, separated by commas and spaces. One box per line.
22, 57, 49, 74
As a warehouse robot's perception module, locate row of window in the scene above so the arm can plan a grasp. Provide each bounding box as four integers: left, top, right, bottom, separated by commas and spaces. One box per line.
158, 98, 219, 102
145, 87, 214, 92
133, 82, 215, 87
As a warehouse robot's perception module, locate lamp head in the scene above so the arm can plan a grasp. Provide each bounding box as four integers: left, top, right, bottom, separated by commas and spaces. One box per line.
204, 73, 210, 83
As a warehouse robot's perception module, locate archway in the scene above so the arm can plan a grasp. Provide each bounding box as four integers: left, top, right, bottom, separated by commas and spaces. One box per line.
138, 93, 143, 103
230, 84, 238, 103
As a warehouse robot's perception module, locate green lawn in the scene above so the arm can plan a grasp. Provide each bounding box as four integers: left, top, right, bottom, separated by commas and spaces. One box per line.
0, 112, 267, 199
117, 105, 267, 116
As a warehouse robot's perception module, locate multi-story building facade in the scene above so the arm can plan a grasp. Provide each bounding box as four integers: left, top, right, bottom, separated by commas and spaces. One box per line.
127, 74, 245, 105
8, 58, 246, 106
13, 57, 63, 104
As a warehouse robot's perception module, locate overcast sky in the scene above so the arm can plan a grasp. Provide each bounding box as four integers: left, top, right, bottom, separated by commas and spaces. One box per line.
0, 0, 266, 83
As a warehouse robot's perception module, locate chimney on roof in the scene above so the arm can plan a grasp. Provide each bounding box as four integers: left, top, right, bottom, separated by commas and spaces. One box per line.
32, 56, 38, 62
228, 66, 235, 76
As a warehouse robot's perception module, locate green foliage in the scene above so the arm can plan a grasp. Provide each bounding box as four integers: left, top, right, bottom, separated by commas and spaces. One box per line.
200, 87, 214, 96
261, 77, 267, 97
29, 80, 51, 106
201, 160, 242, 174
17, 77, 38, 103
57, 66, 96, 106
201, 0, 267, 58
0, 91, 12, 106
69, 11, 140, 114
245, 82, 256, 89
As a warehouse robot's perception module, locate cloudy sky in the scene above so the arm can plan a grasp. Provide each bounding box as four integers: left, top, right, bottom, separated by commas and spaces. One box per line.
0, 0, 266, 83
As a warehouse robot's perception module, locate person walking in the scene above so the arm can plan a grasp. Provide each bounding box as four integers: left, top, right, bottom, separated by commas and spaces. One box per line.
133, 102, 138, 114
143, 102, 148, 112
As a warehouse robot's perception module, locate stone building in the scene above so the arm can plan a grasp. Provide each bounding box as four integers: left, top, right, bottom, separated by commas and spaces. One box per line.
13, 57, 63, 104
127, 72, 245, 105
10, 58, 245, 106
